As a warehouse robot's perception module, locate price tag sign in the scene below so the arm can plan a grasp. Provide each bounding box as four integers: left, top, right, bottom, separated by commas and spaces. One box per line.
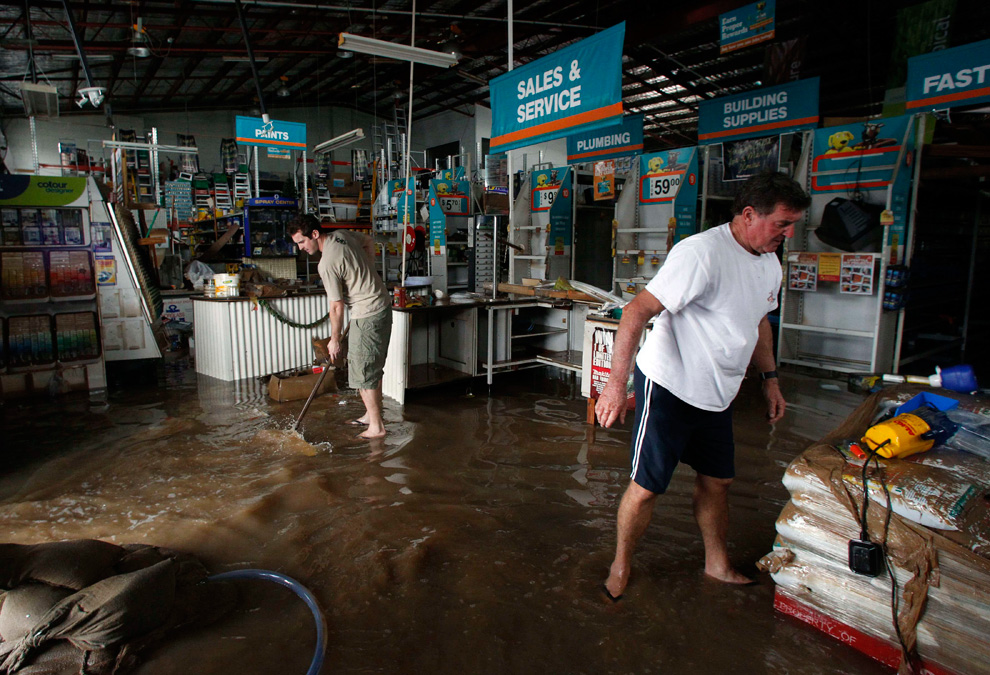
532, 186, 559, 211
639, 171, 684, 203
438, 195, 469, 216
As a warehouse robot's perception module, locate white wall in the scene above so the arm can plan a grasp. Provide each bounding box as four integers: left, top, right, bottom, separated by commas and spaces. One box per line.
3, 105, 380, 178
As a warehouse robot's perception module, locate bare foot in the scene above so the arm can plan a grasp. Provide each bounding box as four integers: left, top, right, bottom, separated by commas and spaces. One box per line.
704, 565, 756, 585
603, 561, 629, 599
357, 427, 386, 440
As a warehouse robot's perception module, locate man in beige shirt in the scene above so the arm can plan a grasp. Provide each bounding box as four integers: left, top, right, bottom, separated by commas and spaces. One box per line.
289, 215, 391, 439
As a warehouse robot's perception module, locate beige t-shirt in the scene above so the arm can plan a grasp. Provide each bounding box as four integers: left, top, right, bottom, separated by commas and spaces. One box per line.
318, 230, 389, 319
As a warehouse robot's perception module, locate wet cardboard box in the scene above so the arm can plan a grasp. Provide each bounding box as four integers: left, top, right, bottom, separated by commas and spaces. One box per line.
268, 367, 337, 402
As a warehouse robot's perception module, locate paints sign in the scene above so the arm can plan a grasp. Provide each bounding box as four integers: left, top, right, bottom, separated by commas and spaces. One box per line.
490, 23, 625, 153
906, 39, 990, 111
234, 116, 307, 149
697, 77, 819, 143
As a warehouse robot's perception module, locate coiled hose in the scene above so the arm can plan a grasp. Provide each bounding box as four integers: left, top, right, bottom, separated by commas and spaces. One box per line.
208, 569, 326, 675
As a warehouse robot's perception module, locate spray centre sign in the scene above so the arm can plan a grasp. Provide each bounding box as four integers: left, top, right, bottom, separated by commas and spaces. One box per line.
697, 77, 819, 144
489, 23, 625, 153
906, 39, 990, 111
234, 116, 307, 149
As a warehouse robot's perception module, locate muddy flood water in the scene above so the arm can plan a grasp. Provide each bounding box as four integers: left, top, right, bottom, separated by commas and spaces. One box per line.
1, 359, 893, 674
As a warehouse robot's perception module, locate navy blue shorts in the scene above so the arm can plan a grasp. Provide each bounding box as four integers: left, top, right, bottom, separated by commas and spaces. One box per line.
629, 366, 735, 494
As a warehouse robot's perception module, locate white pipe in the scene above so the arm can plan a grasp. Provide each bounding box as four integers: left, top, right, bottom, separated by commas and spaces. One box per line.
400, 0, 417, 289
500, 0, 513, 299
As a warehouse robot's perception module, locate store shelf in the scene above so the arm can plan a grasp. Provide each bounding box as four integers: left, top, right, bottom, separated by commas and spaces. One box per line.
534, 348, 582, 372
511, 325, 568, 339
779, 323, 875, 339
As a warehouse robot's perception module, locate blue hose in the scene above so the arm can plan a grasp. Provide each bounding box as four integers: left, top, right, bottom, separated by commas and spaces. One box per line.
208, 569, 326, 675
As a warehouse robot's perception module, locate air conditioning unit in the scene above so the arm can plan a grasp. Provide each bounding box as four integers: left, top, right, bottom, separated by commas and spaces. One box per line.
20, 81, 59, 118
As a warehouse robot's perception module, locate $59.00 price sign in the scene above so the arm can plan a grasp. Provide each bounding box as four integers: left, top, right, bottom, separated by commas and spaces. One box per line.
438, 195, 469, 216
639, 171, 684, 203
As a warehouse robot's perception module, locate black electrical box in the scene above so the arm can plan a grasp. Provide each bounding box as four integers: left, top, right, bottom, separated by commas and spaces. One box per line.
848, 539, 884, 576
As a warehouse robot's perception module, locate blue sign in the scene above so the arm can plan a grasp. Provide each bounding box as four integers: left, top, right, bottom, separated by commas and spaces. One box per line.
389, 178, 417, 225
427, 185, 447, 256
566, 114, 644, 163
811, 115, 915, 260
906, 39, 990, 111
638, 148, 699, 239
431, 179, 471, 216
720, 0, 776, 54
698, 77, 819, 144
490, 23, 625, 153
235, 116, 307, 149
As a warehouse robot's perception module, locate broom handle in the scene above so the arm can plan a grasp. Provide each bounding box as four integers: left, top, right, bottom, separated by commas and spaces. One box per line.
293, 326, 348, 431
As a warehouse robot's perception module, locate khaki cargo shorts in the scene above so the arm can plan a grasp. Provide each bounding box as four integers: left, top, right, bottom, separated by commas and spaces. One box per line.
347, 307, 392, 390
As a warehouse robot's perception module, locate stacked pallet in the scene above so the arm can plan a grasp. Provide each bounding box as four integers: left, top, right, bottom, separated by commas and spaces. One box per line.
761, 387, 990, 675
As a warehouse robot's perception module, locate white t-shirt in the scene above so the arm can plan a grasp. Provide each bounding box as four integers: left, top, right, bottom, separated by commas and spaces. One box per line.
635, 223, 781, 412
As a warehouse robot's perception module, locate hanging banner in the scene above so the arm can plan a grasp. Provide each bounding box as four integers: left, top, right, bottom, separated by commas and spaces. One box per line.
427, 185, 447, 257
811, 115, 914, 263
638, 147, 699, 239
566, 114, 644, 163
489, 23, 625, 153
720, 0, 776, 54
722, 136, 780, 181
697, 77, 819, 144
389, 178, 417, 226
905, 39, 990, 111
594, 160, 615, 201
0, 176, 88, 207
234, 116, 307, 149
431, 179, 471, 216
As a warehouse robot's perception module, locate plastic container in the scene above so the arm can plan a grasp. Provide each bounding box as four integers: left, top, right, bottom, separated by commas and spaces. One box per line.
213, 273, 240, 298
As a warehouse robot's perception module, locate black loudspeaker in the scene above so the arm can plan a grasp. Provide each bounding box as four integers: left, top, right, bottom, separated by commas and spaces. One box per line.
815, 198, 885, 252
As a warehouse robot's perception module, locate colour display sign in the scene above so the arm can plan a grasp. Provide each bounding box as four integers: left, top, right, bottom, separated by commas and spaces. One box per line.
566, 114, 644, 163
432, 180, 470, 216
490, 23, 625, 153
0, 176, 88, 207
234, 116, 307, 149
906, 39, 990, 110
720, 0, 776, 54
697, 77, 819, 143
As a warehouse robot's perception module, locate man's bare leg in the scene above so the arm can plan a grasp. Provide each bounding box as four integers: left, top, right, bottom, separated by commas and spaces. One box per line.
693, 474, 751, 584
357, 386, 386, 439
604, 480, 659, 599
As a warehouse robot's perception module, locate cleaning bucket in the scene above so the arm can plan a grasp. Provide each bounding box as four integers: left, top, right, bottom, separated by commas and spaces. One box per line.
213, 273, 240, 298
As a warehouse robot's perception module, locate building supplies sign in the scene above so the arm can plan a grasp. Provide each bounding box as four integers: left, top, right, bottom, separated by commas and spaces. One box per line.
566, 114, 644, 163
698, 77, 819, 143
720, 0, 776, 54
234, 116, 307, 149
906, 39, 990, 111
490, 23, 625, 153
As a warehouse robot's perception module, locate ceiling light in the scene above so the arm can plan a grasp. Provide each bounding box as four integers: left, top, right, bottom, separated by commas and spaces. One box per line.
222, 55, 269, 63
76, 85, 106, 108
127, 46, 150, 58
440, 39, 463, 61
313, 128, 365, 155
50, 53, 114, 61
337, 33, 458, 68
338, 50, 353, 59
276, 75, 290, 98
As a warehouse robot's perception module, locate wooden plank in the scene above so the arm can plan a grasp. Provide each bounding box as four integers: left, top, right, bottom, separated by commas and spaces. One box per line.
498, 283, 537, 296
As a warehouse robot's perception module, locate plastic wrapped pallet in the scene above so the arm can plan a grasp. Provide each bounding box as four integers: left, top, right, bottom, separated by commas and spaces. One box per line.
761, 386, 990, 675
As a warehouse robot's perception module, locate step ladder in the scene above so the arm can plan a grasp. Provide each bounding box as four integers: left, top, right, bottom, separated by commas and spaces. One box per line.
233, 172, 252, 202
213, 180, 233, 212
317, 185, 334, 220
372, 106, 408, 183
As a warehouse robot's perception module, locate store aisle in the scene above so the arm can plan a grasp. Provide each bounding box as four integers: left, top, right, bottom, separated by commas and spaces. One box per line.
0, 362, 888, 674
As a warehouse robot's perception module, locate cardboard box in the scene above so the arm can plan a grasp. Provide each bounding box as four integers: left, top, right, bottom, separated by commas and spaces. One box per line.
268, 367, 337, 402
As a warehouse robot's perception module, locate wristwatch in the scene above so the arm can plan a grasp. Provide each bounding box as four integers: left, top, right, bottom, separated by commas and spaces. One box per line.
760, 370, 779, 381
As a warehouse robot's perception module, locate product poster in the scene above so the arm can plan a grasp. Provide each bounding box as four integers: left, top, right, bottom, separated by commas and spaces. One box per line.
719, 0, 776, 54
818, 252, 841, 282
91, 223, 113, 252
389, 177, 417, 226
840, 254, 874, 295
531, 167, 570, 213
95, 255, 116, 286
787, 252, 818, 291
594, 160, 615, 200
638, 147, 699, 240
547, 168, 573, 254
432, 179, 470, 216
722, 136, 780, 181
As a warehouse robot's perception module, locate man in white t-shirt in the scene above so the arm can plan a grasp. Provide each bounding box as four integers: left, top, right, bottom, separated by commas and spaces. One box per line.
290, 215, 391, 439
595, 172, 810, 601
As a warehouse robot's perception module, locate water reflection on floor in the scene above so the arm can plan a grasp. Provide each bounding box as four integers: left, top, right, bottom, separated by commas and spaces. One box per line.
0, 360, 890, 674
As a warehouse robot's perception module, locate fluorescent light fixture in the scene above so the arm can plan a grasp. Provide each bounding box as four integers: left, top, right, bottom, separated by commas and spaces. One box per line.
222, 55, 269, 63
50, 53, 114, 61
313, 128, 365, 155
337, 33, 458, 68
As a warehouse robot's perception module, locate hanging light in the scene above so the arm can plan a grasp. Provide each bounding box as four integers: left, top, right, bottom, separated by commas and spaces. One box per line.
276, 75, 291, 98
337, 32, 458, 68
127, 17, 150, 58
338, 49, 354, 59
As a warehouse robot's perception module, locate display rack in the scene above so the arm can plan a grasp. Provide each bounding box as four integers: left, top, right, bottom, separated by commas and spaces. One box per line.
0, 176, 106, 398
